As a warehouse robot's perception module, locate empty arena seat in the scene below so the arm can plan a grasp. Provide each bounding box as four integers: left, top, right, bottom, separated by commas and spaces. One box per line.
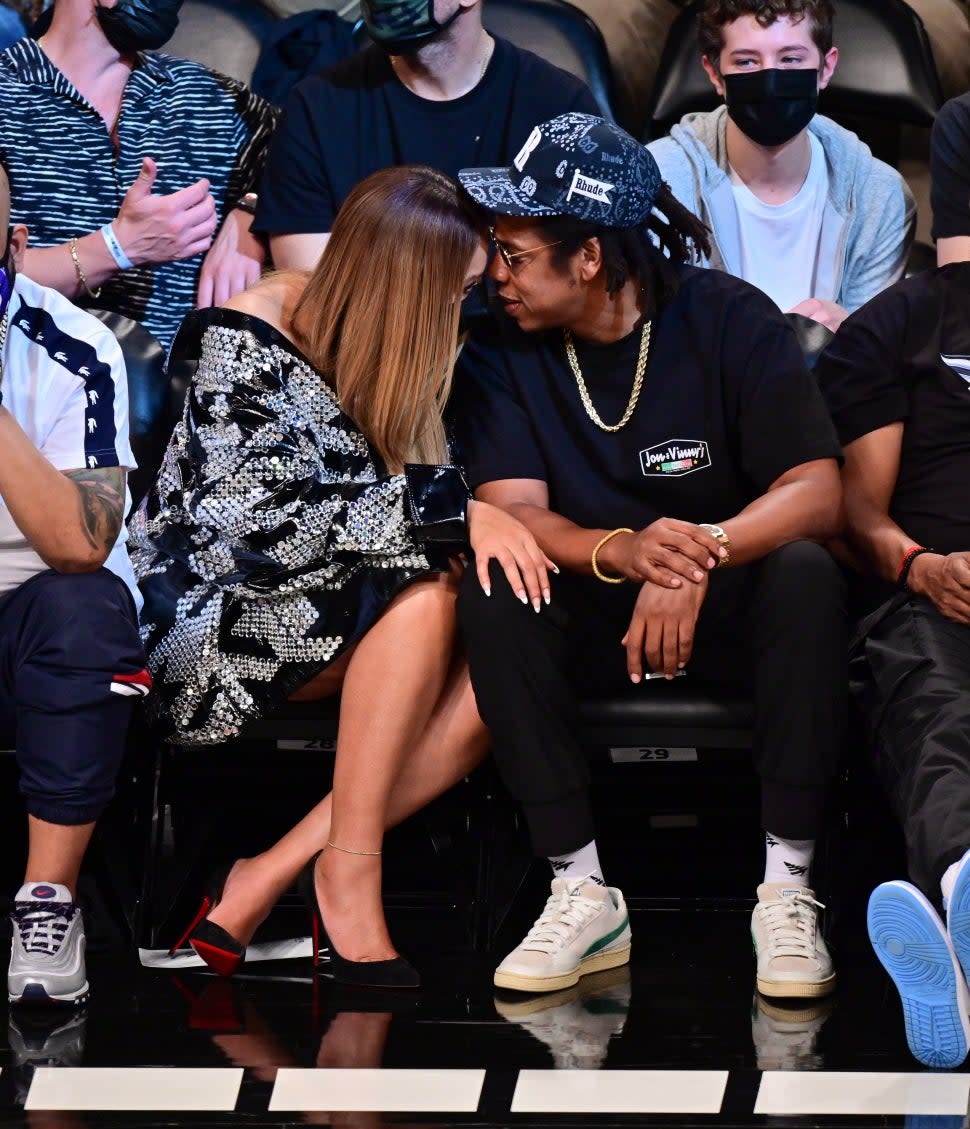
164, 0, 277, 85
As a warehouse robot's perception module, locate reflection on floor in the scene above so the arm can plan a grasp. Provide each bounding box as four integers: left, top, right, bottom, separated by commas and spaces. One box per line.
0, 894, 965, 1129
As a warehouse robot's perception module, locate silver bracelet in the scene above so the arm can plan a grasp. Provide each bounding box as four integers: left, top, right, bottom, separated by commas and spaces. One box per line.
100, 223, 133, 271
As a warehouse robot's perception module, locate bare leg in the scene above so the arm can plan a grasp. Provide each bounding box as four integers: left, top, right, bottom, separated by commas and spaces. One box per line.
24, 816, 94, 898
208, 576, 489, 954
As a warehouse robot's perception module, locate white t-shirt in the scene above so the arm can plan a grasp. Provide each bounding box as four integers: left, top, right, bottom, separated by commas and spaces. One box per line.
729, 132, 831, 313
0, 274, 140, 607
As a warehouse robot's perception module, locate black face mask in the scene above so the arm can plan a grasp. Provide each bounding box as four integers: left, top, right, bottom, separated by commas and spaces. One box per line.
722, 67, 819, 148
95, 0, 183, 54
360, 0, 462, 55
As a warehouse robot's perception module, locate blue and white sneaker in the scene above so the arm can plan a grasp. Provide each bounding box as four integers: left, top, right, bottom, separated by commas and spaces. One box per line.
945, 849, 970, 984
868, 880, 970, 1068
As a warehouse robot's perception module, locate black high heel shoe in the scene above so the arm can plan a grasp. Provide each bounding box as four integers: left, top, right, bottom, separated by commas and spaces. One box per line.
169, 865, 246, 978
297, 851, 420, 990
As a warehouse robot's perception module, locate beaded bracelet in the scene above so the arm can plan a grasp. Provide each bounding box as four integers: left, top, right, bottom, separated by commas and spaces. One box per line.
896, 545, 936, 592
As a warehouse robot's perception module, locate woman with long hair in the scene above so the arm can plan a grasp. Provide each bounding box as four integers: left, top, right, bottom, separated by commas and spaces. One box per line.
129, 165, 552, 988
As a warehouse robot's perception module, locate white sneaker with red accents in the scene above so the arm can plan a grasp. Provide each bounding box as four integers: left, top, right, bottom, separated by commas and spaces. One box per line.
493, 877, 631, 994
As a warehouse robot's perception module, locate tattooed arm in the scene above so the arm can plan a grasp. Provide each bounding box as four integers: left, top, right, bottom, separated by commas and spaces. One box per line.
0, 406, 127, 572
62, 467, 126, 558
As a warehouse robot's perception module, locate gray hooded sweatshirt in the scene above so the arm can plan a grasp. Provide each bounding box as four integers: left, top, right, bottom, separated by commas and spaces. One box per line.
647, 105, 916, 314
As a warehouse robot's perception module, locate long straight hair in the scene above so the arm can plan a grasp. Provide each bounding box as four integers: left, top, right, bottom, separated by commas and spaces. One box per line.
291, 165, 485, 472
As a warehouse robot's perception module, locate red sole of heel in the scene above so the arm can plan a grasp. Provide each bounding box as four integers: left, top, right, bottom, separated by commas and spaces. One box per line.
190, 938, 243, 978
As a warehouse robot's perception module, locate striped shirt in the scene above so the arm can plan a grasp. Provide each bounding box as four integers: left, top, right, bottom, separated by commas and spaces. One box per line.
0, 37, 278, 346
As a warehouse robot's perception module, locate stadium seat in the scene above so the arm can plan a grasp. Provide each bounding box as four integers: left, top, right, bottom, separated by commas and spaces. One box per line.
164, 0, 277, 85
480, 0, 618, 122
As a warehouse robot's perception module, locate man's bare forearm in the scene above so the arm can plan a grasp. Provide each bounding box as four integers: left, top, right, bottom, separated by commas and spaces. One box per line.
0, 407, 123, 571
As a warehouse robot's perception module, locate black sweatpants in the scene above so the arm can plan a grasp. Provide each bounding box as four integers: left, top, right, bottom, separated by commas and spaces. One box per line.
458, 541, 847, 857
852, 593, 970, 895
0, 569, 148, 826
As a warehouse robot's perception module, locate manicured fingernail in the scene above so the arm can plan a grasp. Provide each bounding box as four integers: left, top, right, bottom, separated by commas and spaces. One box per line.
693, 570, 704, 581
543, 589, 551, 605
532, 597, 541, 613
630, 673, 641, 684
551, 564, 561, 574
483, 584, 491, 597
707, 558, 716, 568
517, 591, 528, 605
718, 547, 727, 557
671, 578, 682, 587
678, 662, 686, 669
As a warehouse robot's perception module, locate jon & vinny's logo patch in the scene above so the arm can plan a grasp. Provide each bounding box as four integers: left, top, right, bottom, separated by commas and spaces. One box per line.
640, 439, 711, 477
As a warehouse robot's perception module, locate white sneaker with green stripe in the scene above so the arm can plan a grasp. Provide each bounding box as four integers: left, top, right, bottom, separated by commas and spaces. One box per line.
493, 877, 631, 993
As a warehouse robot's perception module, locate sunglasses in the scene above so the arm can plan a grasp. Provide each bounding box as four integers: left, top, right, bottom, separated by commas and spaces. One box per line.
489, 226, 562, 272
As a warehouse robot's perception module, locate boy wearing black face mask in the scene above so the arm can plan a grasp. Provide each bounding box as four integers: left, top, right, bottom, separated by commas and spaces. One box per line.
647, 0, 914, 334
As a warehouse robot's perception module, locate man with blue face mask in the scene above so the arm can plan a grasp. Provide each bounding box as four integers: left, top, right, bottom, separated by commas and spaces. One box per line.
254, 0, 599, 271
647, 0, 915, 334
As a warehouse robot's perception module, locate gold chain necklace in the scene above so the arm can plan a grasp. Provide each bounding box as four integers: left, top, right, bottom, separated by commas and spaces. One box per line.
563, 320, 652, 433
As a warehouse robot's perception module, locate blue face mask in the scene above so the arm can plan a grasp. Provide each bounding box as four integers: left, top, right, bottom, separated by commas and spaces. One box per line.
360, 0, 462, 55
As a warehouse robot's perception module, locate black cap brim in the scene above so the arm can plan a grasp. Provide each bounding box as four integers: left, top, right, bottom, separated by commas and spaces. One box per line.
458, 167, 559, 218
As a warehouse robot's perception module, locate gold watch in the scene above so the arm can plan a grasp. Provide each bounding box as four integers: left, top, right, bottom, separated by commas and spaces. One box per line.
699, 523, 730, 567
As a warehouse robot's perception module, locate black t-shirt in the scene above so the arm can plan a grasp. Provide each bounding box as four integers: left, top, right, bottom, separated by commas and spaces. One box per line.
454, 266, 841, 533
931, 92, 970, 241
816, 261, 970, 555
254, 37, 598, 235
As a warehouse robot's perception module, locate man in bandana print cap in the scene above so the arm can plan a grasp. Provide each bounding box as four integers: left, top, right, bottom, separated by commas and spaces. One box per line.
454, 112, 847, 1004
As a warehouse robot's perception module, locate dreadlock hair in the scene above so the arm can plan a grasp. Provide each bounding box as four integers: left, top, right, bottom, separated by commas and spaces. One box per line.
540, 183, 712, 308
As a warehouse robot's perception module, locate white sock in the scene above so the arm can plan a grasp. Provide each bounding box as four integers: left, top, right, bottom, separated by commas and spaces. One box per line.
941, 849, 970, 910
548, 839, 605, 886
763, 832, 814, 886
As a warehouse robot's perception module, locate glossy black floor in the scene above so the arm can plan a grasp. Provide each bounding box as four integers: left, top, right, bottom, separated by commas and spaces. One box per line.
0, 752, 959, 1129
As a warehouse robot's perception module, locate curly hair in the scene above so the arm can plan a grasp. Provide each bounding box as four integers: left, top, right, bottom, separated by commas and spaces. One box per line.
697, 0, 834, 68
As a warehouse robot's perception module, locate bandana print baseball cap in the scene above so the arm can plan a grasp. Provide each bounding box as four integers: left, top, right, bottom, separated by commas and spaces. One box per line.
458, 113, 662, 228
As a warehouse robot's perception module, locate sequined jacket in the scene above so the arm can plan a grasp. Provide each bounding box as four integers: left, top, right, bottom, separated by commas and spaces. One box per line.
129, 308, 469, 746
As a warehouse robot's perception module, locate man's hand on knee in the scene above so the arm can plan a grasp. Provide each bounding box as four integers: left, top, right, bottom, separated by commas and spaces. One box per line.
622, 575, 709, 682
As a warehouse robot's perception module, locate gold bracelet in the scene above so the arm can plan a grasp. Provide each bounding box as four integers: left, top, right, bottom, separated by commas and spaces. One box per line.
591, 527, 633, 584
69, 236, 102, 300
327, 840, 382, 857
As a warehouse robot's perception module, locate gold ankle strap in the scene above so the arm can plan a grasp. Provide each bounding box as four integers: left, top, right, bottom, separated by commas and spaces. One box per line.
327, 840, 381, 857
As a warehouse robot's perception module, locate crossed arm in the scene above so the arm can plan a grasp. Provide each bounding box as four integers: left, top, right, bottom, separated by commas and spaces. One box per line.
476, 458, 841, 678
0, 407, 125, 572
